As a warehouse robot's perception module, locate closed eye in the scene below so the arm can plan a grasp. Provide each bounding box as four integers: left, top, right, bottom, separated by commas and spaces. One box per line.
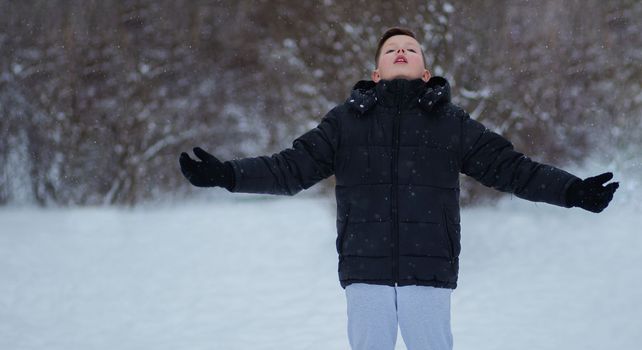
386, 48, 418, 53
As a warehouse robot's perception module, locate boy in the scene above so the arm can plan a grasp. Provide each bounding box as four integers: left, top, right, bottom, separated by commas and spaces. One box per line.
179, 27, 619, 350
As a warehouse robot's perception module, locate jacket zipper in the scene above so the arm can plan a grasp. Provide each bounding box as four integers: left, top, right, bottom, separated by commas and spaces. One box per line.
392, 103, 401, 284
442, 206, 456, 265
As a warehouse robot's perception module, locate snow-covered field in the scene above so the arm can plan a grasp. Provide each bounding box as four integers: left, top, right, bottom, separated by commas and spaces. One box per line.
1, 186, 640, 350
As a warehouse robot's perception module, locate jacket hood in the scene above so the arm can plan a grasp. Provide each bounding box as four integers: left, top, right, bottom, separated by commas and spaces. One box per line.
345, 76, 451, 116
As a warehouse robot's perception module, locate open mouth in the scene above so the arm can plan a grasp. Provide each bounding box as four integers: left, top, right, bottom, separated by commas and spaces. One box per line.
394, 56, 408, 64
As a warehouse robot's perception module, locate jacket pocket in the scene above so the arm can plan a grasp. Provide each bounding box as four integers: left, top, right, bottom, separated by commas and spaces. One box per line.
441, 206, 456, 264
336, 203, 352, 255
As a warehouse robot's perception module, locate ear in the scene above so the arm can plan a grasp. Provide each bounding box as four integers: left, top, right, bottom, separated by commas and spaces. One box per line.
371, 69, 381, 83
421, 69, 431, 82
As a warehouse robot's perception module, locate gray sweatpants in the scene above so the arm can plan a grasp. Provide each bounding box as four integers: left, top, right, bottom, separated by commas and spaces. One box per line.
345, 283, 454, 350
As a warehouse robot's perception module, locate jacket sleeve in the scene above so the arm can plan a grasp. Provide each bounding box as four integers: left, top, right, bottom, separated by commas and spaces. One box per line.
225, 107, 340, 196
458, 108, 580, 207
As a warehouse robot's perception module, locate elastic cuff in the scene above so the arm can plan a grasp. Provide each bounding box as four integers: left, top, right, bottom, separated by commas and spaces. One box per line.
562, 177, 581, 208
224, 160, 241, 192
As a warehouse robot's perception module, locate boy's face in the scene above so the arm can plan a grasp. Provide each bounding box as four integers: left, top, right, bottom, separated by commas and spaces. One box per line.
372, 35, 431, 83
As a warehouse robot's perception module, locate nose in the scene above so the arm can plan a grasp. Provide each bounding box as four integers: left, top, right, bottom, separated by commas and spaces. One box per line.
397, 48, 405, 53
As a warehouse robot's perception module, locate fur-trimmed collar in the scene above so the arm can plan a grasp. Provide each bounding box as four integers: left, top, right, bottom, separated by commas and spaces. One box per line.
345, 76, 451, 116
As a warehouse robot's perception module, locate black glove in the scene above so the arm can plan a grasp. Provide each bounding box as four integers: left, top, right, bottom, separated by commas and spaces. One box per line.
179, 147, 235, 190
565, 172, 619, 213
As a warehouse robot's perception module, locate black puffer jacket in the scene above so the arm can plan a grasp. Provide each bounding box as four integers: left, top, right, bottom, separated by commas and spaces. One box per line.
227, 77, 580, 289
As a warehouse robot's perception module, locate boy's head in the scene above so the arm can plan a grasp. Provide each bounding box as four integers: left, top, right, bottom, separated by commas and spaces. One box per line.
372, 27, 431, 83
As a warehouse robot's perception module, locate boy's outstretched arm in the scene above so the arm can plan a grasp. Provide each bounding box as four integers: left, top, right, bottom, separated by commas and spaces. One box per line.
179, 108, 339, 196
458, 109, 618, 212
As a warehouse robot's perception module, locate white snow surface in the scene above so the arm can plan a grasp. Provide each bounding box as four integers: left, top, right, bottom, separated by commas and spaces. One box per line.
1, 189, 640, 350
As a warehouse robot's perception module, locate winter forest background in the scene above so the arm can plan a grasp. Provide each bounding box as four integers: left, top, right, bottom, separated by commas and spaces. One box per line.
2, 1, 642, 349
1, 0, 641, 206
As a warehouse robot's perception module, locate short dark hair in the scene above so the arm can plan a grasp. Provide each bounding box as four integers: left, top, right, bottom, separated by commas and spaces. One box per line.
374, 27, 426, 69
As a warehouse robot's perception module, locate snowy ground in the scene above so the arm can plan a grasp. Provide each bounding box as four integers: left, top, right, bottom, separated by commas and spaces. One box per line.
1, 185, 640, 350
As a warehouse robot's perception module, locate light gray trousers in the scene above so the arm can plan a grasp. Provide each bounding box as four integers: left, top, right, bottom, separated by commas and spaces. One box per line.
345, 283, 454, 350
